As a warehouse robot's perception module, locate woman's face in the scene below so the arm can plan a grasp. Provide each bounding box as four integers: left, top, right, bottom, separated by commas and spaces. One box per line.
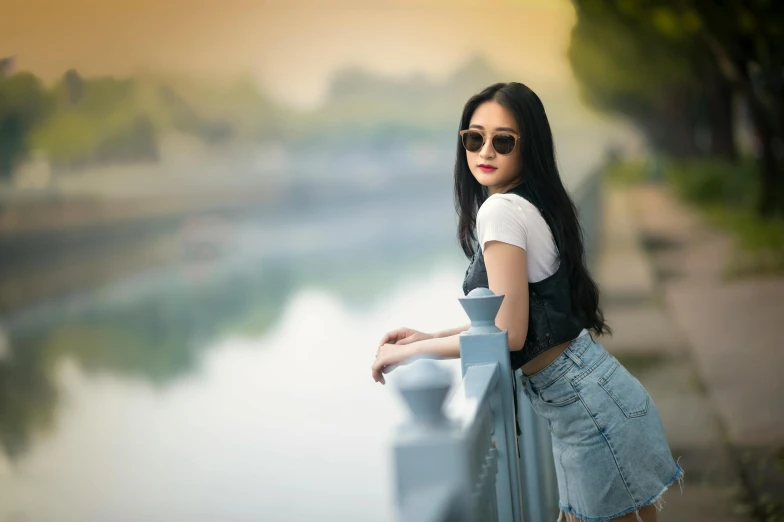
465, 101, 523, 195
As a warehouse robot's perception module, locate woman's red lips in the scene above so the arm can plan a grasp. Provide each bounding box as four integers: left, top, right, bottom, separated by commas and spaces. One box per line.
478, 164, 497, 172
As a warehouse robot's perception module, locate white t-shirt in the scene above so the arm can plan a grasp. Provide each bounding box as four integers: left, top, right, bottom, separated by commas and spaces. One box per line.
476, 192, 589, 338
476, 193, 559, 282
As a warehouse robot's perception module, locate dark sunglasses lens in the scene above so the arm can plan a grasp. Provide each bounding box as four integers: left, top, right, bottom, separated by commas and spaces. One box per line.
492, 135, 516, 154
462, 131, 484, 152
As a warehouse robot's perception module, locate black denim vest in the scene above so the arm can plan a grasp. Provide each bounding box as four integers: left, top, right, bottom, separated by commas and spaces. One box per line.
461, 183, 586, 370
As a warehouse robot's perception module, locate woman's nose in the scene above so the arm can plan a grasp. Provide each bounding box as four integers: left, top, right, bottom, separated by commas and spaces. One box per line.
480, 139, 495, 159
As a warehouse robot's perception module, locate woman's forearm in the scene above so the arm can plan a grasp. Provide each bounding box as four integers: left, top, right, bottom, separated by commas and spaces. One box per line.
412, 334, 462, 360
433, 323, 471, 339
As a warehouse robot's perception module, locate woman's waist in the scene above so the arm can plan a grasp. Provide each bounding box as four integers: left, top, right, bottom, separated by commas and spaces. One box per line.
520, 330, 597, 387
521, 340, 572, 375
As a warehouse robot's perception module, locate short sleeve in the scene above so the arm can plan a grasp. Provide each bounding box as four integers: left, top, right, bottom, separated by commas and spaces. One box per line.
476, 195, 528, 252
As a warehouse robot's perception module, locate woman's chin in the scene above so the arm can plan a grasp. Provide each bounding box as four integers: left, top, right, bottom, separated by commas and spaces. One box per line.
472, 171, 498, 186
473, 174, 514, 195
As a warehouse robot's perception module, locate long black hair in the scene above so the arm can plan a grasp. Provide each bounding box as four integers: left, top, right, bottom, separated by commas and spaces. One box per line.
453, 82, 610, 336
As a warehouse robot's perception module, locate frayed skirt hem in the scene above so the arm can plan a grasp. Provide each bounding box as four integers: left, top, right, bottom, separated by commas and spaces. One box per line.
555, 462, 685, 522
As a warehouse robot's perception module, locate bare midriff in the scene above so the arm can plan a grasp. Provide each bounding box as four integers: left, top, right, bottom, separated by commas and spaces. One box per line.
521, 340, 572, 376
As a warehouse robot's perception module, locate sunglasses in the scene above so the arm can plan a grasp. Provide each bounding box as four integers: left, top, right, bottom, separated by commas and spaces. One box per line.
459, 129, 520, 155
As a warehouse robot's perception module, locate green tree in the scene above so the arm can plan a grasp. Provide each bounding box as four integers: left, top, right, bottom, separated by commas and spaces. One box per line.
0, 72, 53, 178
30, 73, 161, 166
568, 0, 736, 159
570, 0, 784, 216
687, 0, 784, 215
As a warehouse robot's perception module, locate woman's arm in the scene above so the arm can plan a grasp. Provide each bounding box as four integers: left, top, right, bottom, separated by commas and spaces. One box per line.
372, 326, 467, 383
372, 241, 529, 383
482, 240, 529, 350
432, 324, 471, 338
410, 333, 462, 359
415, 240, 530, 354
372, 331, 463, 383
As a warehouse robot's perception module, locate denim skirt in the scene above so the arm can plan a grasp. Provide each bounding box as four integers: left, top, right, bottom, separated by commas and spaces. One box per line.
520, 333, 684, 522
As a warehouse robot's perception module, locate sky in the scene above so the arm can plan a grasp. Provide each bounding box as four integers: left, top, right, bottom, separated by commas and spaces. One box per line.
1, 0, 578, 109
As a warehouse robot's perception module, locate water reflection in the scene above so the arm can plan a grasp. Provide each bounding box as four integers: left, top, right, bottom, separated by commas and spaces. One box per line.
1, 261, 282, 459
0, 238, 461, 449
0, 253, 467, 522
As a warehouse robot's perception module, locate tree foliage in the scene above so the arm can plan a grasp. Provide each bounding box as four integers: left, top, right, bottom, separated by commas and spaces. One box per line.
0, 68, 285, 174
569, 2, 705, 157
0, 72, 54, 177
569, 0, 784, 215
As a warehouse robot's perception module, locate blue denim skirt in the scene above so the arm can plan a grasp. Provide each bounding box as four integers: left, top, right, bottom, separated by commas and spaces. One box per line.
521, 333, 684, 522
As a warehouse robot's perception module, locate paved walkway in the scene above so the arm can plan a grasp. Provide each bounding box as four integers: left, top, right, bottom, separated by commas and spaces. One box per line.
594, 182, 783, 521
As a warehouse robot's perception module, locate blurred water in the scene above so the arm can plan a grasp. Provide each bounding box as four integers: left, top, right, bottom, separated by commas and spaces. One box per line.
0, 175, 472, 522
0, 270, 469, 522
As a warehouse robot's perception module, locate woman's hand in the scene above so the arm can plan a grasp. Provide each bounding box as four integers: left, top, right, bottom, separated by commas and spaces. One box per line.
372, 327, 433, 384
377, 327, 433, 349
371, 342, 419, 385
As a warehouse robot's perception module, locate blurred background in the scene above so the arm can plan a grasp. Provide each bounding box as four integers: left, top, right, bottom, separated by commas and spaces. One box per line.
0, 1, 782, 521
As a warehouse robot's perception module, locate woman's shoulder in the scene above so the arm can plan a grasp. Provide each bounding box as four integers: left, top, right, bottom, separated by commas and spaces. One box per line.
479, 193, 541, 222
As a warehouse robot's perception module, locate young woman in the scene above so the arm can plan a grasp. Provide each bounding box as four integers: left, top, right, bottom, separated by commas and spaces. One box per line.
371, 82, 683, 522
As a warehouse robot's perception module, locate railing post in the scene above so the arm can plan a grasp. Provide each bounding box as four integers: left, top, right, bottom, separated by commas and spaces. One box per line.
458, 288, 523, 522
393, 358, 472, 522
515, 369, 560, 521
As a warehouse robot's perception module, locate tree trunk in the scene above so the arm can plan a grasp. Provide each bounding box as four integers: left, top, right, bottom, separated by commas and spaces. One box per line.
698, 30, 784, 216
757, 129, 784, 218
647, 89, 699, 157
702, 59, 737, 160
737, 73, 784, 216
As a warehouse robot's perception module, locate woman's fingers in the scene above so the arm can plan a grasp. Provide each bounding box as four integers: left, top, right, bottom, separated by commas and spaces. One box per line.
378, 331, 395, 346
377, 330, 409, 357
374, 329, 417, 383
372, 353, 386, 374
371, 360, 387, 385
372, 352, 398, 377
379, 328, 406, 346
371, 366, 385, 385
